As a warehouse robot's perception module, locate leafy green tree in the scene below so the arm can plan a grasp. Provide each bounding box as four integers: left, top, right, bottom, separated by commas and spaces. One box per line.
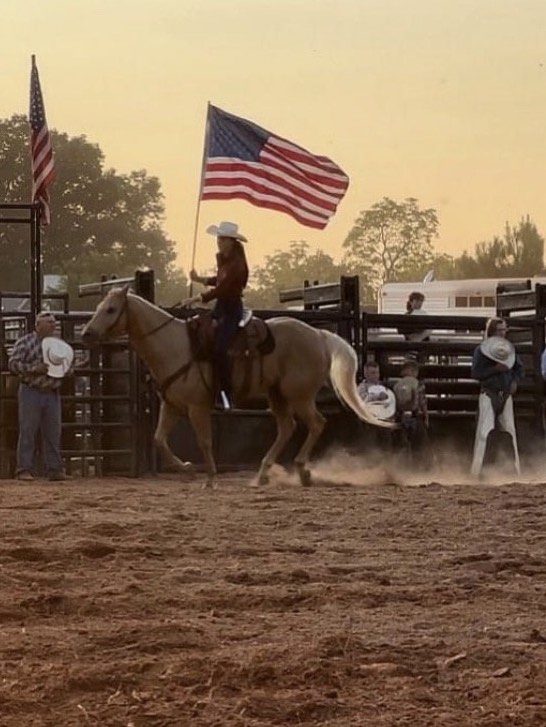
420, 217, 546, 281
342, 197, 439, 300
245, 240, 341, 308
456, 217, 544, 278
390, 252, 457, 284
0, 115, 185, 308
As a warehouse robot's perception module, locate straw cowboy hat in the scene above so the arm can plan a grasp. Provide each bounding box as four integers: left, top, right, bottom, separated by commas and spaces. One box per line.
365, 385, 396, 421
206, 221, 247, 242
480, 336, 516, 369
42, 337, 74, 378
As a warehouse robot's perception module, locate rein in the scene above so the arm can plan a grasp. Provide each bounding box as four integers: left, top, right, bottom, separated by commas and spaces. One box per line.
133, 315, 176, 341
102, 295, 201, 399
157, 360, 193, 397
105, 295, 177, 342
126, 298, 195, 396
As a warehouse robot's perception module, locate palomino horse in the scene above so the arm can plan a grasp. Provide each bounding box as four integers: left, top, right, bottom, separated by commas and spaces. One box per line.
82, 286, 393, 487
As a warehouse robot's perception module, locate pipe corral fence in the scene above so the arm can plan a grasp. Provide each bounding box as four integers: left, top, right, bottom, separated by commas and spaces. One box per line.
0, 271, 156, 478
1, 272, 546, 477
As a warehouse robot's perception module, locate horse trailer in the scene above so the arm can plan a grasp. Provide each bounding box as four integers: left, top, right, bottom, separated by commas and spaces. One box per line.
379, 277, 546, 317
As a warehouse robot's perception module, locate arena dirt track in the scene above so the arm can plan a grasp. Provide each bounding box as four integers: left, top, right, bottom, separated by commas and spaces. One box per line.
0, 470, 545, 726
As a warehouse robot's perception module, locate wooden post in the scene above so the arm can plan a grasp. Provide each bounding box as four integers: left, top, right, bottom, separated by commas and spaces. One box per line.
303, 280, 311, 311
534, 284, 546, 434
360, 310, 368, 381
135, 269, 155, 303
340, 275, 360, 354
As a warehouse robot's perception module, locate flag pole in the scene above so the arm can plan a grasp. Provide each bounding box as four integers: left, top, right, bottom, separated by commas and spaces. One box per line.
188, 101, 211, 297
30, 55, 42, 321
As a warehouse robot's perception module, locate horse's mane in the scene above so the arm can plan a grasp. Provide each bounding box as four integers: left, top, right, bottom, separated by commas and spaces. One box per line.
126, 290, 174, 317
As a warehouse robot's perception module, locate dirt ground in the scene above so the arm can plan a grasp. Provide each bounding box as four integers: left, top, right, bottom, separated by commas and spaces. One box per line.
0, 466, 545, 726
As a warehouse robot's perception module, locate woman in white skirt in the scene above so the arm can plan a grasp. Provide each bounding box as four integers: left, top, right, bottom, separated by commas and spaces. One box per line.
470, 318, 524, 477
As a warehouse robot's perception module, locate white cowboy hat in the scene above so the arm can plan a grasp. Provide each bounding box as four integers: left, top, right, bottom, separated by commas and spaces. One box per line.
480, 336, 516, 369
206, 221, 247, 242
42, 337, 74, 378
365, 386, 396, 421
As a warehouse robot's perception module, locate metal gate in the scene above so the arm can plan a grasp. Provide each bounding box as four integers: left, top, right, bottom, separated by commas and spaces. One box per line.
0, 311, 153, 478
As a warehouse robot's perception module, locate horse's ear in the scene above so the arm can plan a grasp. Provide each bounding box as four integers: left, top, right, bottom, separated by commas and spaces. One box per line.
121, 283, 131, 296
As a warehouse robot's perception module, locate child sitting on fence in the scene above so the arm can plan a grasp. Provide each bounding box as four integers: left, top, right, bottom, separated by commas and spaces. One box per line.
354, 361, 395, 452
358, 361, 386, 399
358, 361, 396, 422
393, 359, 430, 466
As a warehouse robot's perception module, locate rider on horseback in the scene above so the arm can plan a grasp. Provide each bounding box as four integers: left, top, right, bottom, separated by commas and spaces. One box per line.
187, 221, 249, 411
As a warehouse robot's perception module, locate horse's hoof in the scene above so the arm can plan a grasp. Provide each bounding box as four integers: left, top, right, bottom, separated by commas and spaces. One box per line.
203, 478, 217, 490
297, 466, 312, 487
178, 460, 193, 472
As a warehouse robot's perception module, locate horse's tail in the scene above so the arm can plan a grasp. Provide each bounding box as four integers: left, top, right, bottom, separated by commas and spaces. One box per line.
321, 330, 396, 429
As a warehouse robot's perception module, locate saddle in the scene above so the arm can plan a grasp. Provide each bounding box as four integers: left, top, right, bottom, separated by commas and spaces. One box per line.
186, 309, 275, 363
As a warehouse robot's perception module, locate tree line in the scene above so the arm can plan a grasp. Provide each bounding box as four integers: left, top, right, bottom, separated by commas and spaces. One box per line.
0, 115, 185, 309
247, 201, 544, 307
1, 115, 543, 309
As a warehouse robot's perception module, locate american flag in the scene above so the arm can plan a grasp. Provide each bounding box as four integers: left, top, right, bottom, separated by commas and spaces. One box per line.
29, 56, 55, 225
201, 106, 349, 230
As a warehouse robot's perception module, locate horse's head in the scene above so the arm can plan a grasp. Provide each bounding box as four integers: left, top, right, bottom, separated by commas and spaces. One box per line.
81, 285, 130, 345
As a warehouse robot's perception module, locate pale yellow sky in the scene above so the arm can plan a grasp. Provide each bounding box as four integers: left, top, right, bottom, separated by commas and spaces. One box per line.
3, 0, 546, 274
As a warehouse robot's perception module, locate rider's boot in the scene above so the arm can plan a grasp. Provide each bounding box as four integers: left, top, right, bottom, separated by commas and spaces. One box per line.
214, 346, 234, 411
215, 389, 233, 411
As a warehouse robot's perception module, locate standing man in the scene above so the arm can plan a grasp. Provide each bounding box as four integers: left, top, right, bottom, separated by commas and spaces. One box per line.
470, 317, 523, 477
8, 312, 71, 481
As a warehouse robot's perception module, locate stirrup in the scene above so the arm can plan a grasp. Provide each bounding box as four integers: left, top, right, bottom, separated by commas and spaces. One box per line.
239, 309, 253, 328
215, 390, 232, 411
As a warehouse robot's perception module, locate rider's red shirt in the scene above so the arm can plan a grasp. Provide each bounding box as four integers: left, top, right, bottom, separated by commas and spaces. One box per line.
202, 252, 249, 304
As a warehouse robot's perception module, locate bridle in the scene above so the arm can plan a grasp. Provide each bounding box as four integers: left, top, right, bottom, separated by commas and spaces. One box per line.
99, 294, 177, 342
98, 294, 196, 397
135, 315, 177, 341
98, 295, 129, 338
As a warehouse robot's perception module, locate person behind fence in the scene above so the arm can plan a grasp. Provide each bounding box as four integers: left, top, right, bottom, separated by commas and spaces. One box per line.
8, 312, 74, 481
470, 317, 523, 477
403, 291, 430, 343
183, 221, 249, 411
393, 358, 429, 464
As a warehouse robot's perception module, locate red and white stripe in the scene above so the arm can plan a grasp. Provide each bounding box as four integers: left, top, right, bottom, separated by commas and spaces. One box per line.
31, 125, 55, 225
202, 136, 349, 229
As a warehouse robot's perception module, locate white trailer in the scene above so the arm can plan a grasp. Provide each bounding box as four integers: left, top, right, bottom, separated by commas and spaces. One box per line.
378, 277, 546, 317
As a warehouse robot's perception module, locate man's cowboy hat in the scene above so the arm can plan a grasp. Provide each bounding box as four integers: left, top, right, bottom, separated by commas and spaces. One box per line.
206, 221, 247, 242
480, 336, 516, 369
42, 337, 74, 378
365, 385, 396, 421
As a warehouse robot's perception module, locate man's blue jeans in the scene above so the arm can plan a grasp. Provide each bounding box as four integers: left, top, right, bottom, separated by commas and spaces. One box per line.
17, 384, 63, 475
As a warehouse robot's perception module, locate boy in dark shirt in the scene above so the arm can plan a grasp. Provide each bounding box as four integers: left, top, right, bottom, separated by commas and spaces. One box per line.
393, 359, 429, 467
